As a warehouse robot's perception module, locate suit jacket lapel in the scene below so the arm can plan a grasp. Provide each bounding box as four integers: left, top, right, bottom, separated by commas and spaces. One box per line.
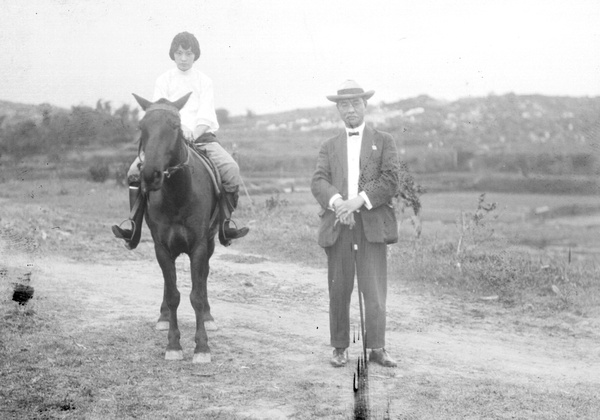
360, 125, 374, 172
334, 131, 348, 198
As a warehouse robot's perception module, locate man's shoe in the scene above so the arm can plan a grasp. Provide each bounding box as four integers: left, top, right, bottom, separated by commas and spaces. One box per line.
330, 348, 347, 368
369, 348, 397, 367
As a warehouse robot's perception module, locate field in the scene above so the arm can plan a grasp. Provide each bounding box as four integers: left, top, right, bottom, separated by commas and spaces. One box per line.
1, 169, 599, 419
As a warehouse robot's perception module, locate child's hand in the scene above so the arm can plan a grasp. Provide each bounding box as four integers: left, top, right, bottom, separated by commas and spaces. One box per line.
181, 126, 194, 140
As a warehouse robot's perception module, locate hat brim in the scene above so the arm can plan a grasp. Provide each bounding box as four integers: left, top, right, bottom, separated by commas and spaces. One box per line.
326, 90, 375, 102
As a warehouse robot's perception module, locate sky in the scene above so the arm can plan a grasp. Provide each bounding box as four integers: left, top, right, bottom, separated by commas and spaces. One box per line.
1, 0, 600, 116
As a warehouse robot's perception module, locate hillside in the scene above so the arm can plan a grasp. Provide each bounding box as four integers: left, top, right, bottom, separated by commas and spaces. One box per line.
1, 94, 599, 193
0, 100, 67, 128
243, 93, 600, 153
2, 93, 599, 151
217, 94, 600, 187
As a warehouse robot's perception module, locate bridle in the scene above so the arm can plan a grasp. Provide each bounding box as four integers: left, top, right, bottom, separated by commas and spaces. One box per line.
138, 103, 191, 178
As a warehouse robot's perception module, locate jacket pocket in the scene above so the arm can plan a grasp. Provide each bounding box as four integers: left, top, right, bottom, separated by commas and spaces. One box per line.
382, 204, 398, 244
317, 209, 339, 248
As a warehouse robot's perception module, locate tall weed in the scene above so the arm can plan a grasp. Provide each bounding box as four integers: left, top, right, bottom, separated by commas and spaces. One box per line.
389, 194, 599, 315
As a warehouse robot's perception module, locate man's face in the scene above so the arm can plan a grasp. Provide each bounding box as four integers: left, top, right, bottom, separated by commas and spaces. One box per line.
174, 46, 196, 71
337, 98, 366, 128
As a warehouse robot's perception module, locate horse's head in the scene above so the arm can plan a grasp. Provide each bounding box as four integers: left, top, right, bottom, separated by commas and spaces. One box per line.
133, 93, 192, 193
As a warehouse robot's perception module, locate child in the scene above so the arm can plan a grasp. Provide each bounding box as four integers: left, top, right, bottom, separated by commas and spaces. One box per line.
112, 32, 249, 249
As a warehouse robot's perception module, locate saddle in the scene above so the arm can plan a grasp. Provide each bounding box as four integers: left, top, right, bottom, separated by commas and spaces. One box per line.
188, 141, 234, 246
123, 141, 224, 249
188, 140, 222, 196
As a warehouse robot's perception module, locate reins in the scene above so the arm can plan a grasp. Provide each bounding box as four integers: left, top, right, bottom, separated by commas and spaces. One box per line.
163, 131, 190, 178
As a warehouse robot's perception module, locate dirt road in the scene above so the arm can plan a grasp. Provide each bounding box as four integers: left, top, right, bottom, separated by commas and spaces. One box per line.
13, 237, 598, 419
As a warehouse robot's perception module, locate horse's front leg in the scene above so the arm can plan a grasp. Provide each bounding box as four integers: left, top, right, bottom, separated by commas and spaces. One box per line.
202, 236, 218, 332
156, 299, 170, 331
155, 244, 183, 361
189, 245, 212, 363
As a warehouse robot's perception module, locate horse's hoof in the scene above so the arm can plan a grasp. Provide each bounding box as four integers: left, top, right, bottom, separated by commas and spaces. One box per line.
156, 321, 169, 331
204, 320, 218, 331
193, 352, 211, 364
165, 350, 184, 361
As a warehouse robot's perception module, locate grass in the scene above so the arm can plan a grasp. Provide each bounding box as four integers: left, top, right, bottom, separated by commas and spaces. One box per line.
0, 295, 90, 418
235, 195, 326, 269
390, 375, 599, 419
0, 255, 350, 419
1, 175, 598, 316
3, 292, 598, 419
1, 176, 599, 419
234, 190, 600, 319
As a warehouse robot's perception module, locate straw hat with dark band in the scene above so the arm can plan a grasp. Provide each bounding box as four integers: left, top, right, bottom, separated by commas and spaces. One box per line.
326, 80, 375, 102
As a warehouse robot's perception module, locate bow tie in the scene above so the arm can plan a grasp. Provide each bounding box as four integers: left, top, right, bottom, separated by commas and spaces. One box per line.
348, 131, 359, 137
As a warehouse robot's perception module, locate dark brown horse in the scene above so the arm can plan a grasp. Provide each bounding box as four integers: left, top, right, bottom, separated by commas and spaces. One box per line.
133, 93, 219, 363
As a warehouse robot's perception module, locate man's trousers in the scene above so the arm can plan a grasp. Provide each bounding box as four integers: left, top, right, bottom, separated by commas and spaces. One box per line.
325, 213, 387, 349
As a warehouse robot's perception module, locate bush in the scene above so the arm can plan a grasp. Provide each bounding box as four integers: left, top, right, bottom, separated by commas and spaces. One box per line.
0, 100, 138, 159
265, 194, 289, 211
216, 108, 231, 125
1, 119, 43, 157
113, 159, 132, 186
89, 161, 109, 182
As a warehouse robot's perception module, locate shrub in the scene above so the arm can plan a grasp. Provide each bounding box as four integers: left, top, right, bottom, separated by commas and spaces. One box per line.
113, 159, 131, 186
216, 108, 231, 125
88, 161, 109, 182
1, 119, 43, 157
265, 194, 289, 211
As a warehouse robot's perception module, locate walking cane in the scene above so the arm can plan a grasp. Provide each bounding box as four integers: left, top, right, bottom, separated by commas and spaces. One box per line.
353, 242, 368, 365
352, 239, 371, 419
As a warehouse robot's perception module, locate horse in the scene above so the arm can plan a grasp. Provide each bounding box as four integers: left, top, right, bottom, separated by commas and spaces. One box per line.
133, 92, 220, 363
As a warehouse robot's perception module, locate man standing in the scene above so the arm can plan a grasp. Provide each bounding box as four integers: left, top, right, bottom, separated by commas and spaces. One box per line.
311, 80, 400, 368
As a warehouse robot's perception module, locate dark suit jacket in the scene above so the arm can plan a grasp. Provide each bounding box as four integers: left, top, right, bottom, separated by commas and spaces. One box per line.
311, 125, 400, 248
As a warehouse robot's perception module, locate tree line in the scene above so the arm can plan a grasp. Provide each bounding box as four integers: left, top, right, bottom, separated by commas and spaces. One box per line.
0, 101, 238, 160
0, 100, 139, 158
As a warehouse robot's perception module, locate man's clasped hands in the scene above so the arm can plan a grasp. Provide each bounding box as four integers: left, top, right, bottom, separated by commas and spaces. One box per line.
332, 196, 365, 229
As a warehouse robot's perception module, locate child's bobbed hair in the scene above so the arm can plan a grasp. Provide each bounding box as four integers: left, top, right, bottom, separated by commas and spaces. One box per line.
169, 32, 201, 61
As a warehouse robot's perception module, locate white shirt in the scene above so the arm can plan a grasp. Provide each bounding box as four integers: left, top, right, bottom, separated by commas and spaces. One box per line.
153, 67, 219, 134
328, 123, 373, 210
346, 124, 363, 200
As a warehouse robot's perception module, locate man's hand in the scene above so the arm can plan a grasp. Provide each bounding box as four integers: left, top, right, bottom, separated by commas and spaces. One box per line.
339, 212, 355, 228
334, 196, 365, 219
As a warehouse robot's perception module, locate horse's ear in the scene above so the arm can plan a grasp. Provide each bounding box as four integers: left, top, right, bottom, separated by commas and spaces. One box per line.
172, 92, 193, 111
132, 93, 153, 111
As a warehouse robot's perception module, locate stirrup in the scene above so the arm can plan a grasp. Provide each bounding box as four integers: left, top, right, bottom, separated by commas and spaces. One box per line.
222, 218, 236, 238
222, 219, 249, 240
113, 219, 136, 240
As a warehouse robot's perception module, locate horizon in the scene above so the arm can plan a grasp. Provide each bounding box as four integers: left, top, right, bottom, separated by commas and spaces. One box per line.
1, 1, 599, 116
3, 91, 600, 118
